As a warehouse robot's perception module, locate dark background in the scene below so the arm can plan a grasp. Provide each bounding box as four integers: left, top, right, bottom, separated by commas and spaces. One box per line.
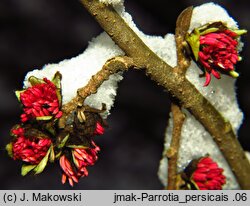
0, 0, 249, 189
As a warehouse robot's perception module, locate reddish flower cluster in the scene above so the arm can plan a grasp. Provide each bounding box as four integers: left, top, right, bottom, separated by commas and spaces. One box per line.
20, 78, 62, 122
8, 72, 106, 186
12, 127, 52, 164
191, 157, 226, 190
60, 141, 100, 186
198, 30, 240, 86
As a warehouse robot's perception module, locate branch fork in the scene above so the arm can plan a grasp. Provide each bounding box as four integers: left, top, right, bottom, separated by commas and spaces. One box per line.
59, 0, 250, 189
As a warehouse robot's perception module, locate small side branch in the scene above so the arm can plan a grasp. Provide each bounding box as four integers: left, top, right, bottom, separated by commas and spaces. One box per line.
59, 56, 136, 128
77, 56, 135, 102
166, 103, 186, 190
165, 9, 190, 189
175, 7, 193, 74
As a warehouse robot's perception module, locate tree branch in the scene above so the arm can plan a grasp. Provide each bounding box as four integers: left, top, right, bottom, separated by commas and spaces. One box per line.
79, 0, 250, 189
59, 56, 135, 128
166, 103, 186, 190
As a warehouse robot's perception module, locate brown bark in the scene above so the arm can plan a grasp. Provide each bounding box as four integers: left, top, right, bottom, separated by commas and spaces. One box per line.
59, 56, 135, 128
166, 104, 186, 190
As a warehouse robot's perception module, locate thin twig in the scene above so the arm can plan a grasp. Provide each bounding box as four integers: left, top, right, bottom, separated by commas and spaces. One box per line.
165, 8, 191, 190
79, 0, 250, 189
166, 103, 185, 190
174, 7, 193, 73
59, 56, 135, 128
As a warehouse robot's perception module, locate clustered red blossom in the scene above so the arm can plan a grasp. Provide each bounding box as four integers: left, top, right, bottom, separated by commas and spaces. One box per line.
8, 73, 106, 186
20, 78, 62, 122
60, 141, 100, 187
198, 29, 240, 86
191, 157, 226, 190
12, 127, 52, 164
59, 122, 104, 186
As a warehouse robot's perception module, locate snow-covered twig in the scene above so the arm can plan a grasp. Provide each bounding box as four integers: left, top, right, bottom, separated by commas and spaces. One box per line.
59, 56, 135, 128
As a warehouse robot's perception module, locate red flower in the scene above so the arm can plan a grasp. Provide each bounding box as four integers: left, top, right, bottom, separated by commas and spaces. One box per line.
191, 157, 226, 190
186, 23, 247, 87
59, 141, 100, 187
11, 127, 25, 136
60, 155, 79, 187
94, 122, 105, 135
198, 30, 240, 86
20, 78, 62, 122
12, 127, 52, 164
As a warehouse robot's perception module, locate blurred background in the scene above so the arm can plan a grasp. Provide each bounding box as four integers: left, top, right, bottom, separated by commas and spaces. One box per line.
0, 0, 249, 189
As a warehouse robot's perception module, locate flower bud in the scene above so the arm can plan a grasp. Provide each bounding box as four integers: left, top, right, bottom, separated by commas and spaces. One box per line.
11, 127, 52, 165
184, 156, 226, 190
186, 22, 247, 86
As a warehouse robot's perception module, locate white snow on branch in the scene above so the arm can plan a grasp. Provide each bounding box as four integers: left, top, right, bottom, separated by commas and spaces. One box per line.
189, 2, 238, 32
99, 0, 124, 7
